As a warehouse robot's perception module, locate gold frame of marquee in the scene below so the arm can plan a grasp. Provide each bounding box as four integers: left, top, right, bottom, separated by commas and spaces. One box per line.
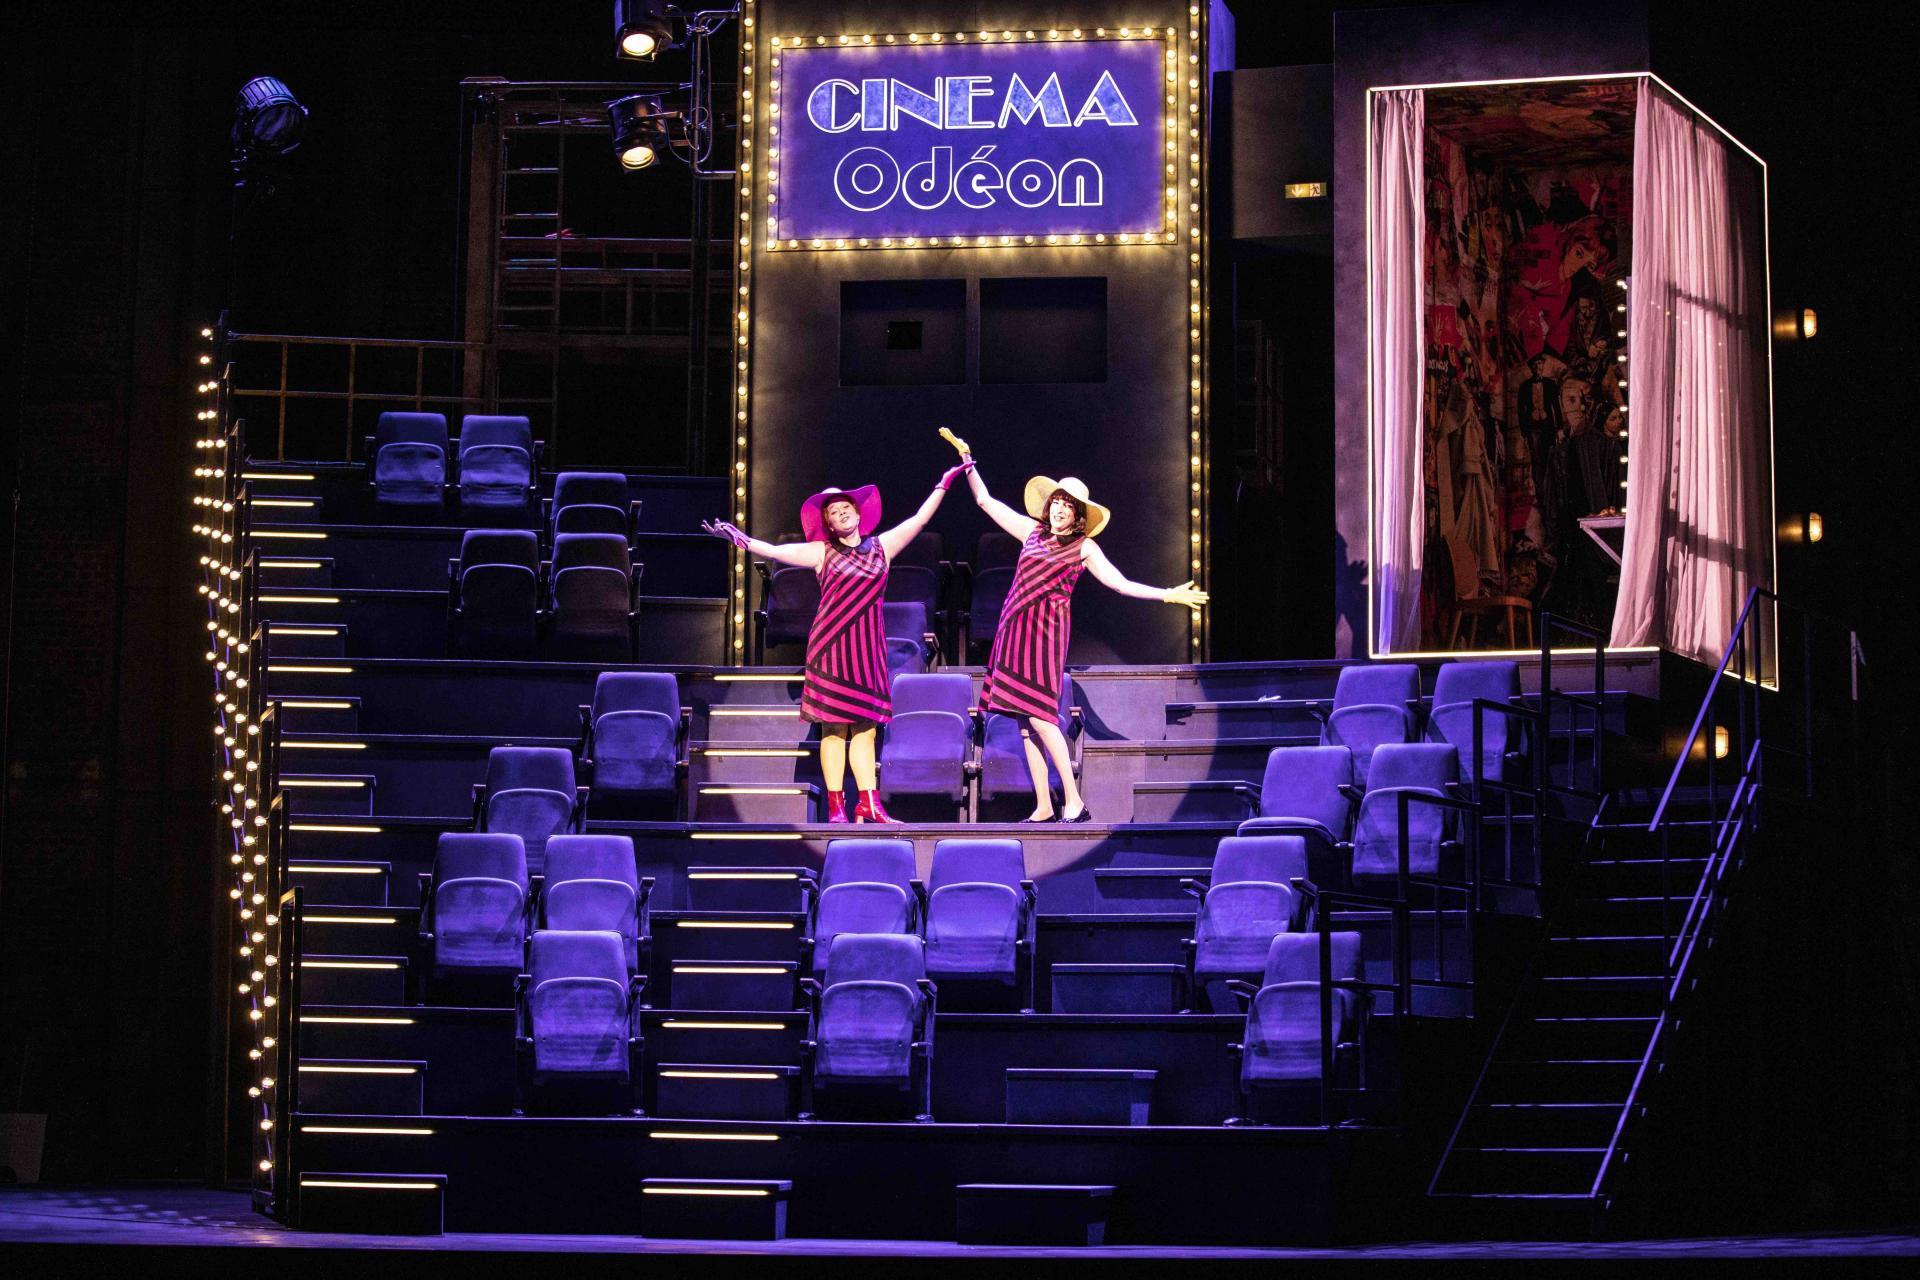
727, 3, 1213, 660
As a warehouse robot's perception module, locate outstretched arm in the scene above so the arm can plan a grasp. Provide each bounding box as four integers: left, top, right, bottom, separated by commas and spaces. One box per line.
701, 520, 824, 570
877, 463, 970, 561
1080, 540, 1210, 606
965, 464, 1039, 541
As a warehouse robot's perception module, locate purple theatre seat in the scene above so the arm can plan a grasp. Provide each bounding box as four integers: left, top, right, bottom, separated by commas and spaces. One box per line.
456, 414, 535, 509
757, 564, 820, 657
1236, 931, 1366, 1089
1323, 664, 1421, 788
924, 839, 1036, 1009
549, 533, 636, 658
1235, 746, 1355, 886
1350, 742, 1461, 882
421, 832, 528, 982
883, 601, 933, 680
879, 673, 974, 805
883, 563, 943, 638
372, 411, 448, 508
478, 745, 579, 873
540, 834, 652, 973
451, 529, 540, 657
549, 472, 632, 542
966, 565, 1015, 659
584, 672, 684, 798
808, 932, 935, 1120
980, 680, 1077, 801
1207, 835, 1310, 889
1186, 837, 1302, 1009
516, 929, 644, 1113
809, 838, 918, 976
1425, 660, 1523, 786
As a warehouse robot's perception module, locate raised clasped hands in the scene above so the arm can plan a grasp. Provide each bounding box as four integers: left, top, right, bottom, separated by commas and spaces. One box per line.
1162, 580, 1210, 608
701, 518, 751, 549
938, 459, 976, 491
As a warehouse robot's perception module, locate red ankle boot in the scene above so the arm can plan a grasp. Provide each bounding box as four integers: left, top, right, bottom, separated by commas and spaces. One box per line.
825, 791, 850, 824
853, 789, 897, 824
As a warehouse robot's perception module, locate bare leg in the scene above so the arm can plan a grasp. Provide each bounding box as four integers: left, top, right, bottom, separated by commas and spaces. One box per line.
819, 724, 848, 794
1031, 718, 1084, 819
847, 724, 880, 791
1020, 722, 1056, 821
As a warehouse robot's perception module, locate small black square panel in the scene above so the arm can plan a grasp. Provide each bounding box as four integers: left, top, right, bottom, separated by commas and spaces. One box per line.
840, 279, 964, 386
980, 277, 1108, 384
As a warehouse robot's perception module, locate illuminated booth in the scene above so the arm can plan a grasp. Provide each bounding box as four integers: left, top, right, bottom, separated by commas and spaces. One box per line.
734, 0, 1224, 663
1333, 8, 1775, 673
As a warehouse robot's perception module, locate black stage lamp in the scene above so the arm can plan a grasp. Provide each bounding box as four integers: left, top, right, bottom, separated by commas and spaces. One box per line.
232, 76, 308, 161
615, 0, 676, 60
609, 94, 672, 170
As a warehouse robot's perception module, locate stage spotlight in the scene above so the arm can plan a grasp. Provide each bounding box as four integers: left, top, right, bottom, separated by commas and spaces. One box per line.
1807, 512, 1824, 543
615, 0, 676, 60
609, 94, 672, 170
232, 76, 308, 161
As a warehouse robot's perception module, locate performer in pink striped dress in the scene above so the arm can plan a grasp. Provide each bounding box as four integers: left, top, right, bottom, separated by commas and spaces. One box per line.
964, 465, 1209, 823
703, 462, 971, 823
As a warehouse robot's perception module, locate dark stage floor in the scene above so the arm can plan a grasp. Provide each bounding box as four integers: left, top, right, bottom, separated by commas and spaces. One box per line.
0, 1185, 1914, 1273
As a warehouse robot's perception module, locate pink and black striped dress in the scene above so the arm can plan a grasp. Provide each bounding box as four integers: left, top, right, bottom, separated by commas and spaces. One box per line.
981, 528, 1088, 719
800, 535, 892, 725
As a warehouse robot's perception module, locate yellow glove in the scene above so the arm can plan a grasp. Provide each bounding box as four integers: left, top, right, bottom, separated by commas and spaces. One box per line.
1162, 581, 1210, 609
937, 426, 972, 458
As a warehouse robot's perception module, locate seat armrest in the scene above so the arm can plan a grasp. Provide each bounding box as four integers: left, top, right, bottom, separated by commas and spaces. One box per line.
416, 871, 436, 933
1337, 783, 1365, 802
911, 879, 929, 925
1223, 978, 1258, 1012
1178, 876, 1208, 900
572, 787, 590, 830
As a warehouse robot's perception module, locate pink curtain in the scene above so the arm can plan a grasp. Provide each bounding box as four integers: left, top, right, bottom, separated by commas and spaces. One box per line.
1368, 88, 1425, 654
1610, 79, 1773, 669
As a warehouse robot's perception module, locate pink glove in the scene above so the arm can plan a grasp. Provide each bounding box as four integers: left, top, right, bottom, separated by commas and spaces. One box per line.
701, 518, 751, 549
938, 460, 976, 491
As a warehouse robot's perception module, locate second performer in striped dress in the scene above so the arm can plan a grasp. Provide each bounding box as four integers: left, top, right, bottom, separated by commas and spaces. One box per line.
964, 464, 1210, 823
703, 461, 972, 824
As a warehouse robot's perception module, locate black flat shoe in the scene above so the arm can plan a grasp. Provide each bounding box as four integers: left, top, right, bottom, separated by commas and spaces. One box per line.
1061, 805, 1094, 824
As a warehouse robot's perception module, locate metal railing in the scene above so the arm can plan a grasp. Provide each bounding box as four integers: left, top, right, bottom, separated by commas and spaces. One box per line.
227, 331, 493, 461
1592, 586, 1847, 1201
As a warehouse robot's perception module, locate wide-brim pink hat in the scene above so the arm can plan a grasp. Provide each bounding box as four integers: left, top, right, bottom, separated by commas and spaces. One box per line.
799, 484, 882, 543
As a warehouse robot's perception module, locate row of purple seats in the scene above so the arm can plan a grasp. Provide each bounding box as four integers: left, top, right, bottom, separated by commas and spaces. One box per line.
808, 837, 1037, 1011
417, 832, 654, 996
512, 927, 1357, 1121
881, 673, 1081, 812
1309, 661, 1523, 786
1238, 742, 1467, 885
372, 412, 541, 511
450, 530, 641, 657
518, 929, 940, 1120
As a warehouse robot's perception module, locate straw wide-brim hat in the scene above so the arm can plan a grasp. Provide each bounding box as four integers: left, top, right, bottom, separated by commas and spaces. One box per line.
799, 484, 883, 543
1024, 475, 1111, 538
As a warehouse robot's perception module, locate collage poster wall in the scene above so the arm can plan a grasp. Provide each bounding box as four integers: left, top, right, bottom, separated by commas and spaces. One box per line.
1422, 133, 1632, 646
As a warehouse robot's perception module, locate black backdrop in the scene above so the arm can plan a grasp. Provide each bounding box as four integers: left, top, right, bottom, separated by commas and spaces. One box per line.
0, 0, 1914, 1215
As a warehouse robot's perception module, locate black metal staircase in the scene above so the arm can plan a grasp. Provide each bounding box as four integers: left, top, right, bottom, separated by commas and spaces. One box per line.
1430, 588, 1850, 1232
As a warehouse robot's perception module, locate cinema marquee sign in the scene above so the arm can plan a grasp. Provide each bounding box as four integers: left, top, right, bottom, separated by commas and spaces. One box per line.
765, 28, 1177, 249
